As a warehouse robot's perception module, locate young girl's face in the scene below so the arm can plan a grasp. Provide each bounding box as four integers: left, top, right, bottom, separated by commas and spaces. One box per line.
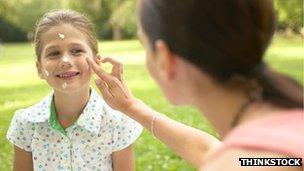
37, 24, 95, 93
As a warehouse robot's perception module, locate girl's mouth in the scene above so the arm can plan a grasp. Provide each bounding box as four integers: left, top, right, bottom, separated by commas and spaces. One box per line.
56, 71, 80, 80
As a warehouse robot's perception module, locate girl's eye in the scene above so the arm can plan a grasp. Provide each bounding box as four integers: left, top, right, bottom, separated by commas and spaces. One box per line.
71, 49, 83, 56
47, 51, 60, 58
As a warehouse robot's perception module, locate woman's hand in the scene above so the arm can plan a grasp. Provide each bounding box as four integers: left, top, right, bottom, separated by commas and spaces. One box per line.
86, 56, 138, 113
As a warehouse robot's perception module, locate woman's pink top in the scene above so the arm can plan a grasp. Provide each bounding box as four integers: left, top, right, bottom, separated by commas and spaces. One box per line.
221, 109, 303, 158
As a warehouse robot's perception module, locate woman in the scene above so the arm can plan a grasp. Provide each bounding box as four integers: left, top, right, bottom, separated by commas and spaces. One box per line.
86, 0, 303, 170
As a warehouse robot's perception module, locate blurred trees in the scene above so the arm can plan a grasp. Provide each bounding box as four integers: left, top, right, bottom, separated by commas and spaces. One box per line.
2, 0, 63, 33
109, 0, 136, 40
0, 0, 302, 42
68, 0, 136, 40
0, 0, 65, 42
275, 0, 303, 36
0, 0, 137, 42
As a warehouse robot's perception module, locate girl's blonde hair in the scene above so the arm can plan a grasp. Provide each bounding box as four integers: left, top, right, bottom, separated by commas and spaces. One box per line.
34, 9, 98, 61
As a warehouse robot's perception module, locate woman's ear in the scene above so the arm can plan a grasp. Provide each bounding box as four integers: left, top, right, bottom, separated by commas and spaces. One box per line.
155, 40, 176, 81
36, 61, 44, 79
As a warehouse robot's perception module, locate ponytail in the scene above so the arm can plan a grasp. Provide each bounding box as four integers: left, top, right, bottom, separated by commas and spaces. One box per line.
255, 67, 303, 108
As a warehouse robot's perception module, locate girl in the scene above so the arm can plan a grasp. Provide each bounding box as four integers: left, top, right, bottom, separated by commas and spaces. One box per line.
7, 10, 142, 171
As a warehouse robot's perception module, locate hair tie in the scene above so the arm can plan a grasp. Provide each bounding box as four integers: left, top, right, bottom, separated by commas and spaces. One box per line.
252, 61, 266, 74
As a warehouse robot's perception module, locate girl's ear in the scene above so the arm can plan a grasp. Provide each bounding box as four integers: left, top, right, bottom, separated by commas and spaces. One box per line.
94, 54, 101, 65
89, 54, 101, 75
36, 61, 45, 79
154, 40, 176, 81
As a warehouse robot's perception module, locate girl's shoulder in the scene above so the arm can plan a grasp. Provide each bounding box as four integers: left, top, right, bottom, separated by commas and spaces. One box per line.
90, 88, 131, 121
82, 88, 143, 134
6, 94, 53, 152
12, 93, 53, 123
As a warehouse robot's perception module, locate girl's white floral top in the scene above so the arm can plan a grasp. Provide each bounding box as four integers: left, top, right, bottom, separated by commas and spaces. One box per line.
7, 88, 143, 171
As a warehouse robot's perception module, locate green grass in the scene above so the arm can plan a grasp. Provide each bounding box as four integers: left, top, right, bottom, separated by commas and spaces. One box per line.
0, 35, 303, 170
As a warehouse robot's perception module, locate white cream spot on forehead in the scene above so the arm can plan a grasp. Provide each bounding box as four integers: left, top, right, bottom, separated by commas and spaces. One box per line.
58, 33, 65, 40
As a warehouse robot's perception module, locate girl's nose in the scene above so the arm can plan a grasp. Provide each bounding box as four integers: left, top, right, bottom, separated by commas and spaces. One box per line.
60, 56, 72, 68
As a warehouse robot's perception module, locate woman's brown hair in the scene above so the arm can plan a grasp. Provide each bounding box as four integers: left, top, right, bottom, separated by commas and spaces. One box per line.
139, 0, 303, 108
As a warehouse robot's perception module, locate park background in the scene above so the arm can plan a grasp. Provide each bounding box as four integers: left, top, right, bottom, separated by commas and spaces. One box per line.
0, 0, 303, 170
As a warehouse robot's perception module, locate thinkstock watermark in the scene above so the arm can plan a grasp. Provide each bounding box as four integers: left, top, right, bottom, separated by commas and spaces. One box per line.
239, 158, 302, 166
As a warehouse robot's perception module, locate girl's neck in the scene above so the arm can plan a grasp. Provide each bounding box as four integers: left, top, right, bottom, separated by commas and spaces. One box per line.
53, 86, 90, 128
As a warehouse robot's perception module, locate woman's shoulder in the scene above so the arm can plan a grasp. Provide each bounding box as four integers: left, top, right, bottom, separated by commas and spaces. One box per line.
226, 109, 303, 138
224, 109, 303, 141
220, 109, 303, 158
202, 148, 302, 171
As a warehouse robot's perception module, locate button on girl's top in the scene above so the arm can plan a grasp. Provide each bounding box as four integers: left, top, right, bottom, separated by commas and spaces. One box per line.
7, 88, 143, 171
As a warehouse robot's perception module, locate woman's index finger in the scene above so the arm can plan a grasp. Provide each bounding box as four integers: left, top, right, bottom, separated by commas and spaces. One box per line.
86, 57, 111, 81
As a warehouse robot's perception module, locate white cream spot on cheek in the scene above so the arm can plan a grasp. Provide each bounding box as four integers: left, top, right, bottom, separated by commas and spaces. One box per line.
62, 82, 67, 89
44, 69, 49, 77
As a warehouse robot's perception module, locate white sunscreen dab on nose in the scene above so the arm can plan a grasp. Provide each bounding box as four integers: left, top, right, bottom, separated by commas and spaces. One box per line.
44, 69, 49, 77
62, 56, 69, 63
62, 82, 67, 89
58, 33, 65, 40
